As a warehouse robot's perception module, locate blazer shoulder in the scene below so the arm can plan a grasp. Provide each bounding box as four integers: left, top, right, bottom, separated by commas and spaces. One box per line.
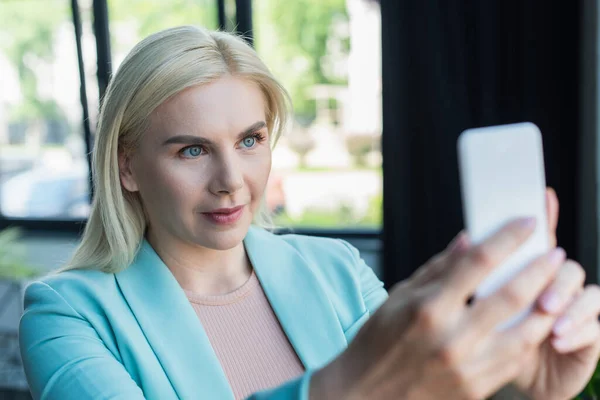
272, 232, 368, 299
267, 229, 387, 318
34, 267, 115, 292
276, 232, 359, 270
23, 268, 119, 314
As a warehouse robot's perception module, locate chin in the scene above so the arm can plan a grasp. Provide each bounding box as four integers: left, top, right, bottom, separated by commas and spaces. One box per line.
195, 221, 252, 250
202, 236, 243, 251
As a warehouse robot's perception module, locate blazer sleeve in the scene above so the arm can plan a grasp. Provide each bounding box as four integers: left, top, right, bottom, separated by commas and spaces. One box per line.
336, 239, 388, 314
19, 281, 146, 400
247, 240, 388, 400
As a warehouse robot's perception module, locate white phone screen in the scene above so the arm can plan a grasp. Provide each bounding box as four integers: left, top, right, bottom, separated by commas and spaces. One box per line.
458, 122, 550, 328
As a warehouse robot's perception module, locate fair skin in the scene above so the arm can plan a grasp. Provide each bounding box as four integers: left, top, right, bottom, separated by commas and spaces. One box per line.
313, 190, 600, 400
514, 189, 600, 399
119, 76, 271, 295
120, 76, 600, 399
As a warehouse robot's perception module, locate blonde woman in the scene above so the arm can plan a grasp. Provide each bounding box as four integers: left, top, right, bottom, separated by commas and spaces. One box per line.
19, 26, 600, 400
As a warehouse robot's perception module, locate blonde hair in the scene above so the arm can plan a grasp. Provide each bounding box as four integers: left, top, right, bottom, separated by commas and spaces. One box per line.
62, 26, 291, 273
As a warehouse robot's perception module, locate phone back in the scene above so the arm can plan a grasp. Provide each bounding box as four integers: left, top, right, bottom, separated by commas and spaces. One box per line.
458, 122, 550, 304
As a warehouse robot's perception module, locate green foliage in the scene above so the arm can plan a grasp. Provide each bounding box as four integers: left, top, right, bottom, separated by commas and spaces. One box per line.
0, 228, 39, 280
273, 192, 381, 228
10, 99, 67, 123
577, 364, 600, 399
108, 0, 218, 53
254, 0, 349, 120
1, 0, 348, 125
363, 192, 382, 225
0, 1, 67, 122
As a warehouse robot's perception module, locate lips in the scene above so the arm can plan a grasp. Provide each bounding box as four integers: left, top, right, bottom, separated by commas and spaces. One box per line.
201, 205, 245, 225
204, 205, 244, 215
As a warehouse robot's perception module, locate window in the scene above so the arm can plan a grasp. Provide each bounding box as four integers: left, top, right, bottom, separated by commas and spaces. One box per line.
108, 0, 218, 71
0, 0, 382, 232
254, 0, 383, 229
0, 0, 97, 220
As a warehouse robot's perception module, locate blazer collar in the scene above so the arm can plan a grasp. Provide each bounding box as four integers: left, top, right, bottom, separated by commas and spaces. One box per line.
115, 226, 347, 399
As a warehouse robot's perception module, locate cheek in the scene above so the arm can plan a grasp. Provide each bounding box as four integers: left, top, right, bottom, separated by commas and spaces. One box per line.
135, 157, 206, 213
245, 149, 272, 198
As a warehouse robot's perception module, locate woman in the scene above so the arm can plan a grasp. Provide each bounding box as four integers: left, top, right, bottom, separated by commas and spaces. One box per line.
19, 26, 600, 400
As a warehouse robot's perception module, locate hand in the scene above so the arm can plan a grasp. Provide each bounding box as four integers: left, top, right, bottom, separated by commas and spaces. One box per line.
513, 188, 600, 400
310, 218, 565, 400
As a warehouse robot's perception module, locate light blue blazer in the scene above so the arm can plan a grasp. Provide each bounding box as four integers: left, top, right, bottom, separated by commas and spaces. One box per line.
19, 226, 388, 399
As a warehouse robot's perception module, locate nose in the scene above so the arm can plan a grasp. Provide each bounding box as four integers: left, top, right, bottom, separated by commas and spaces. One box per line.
208, 152, 244, 196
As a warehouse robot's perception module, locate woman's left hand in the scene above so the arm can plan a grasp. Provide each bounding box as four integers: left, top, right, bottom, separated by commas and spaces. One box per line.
514, 188, 600, 400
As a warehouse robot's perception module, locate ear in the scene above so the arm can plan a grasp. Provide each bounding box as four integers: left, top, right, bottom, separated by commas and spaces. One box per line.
118, 149, 139, 192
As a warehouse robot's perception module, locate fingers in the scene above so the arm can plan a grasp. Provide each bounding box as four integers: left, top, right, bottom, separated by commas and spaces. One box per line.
552, 319, 600, 353
545, 187, 559, 248
469, 307, 557, 395
462, 248, 565, 337
494, 309, 556, 361
551, 285, 600, 353
537, 260, 585, 314
441, 218, 537, 304
410, 231, 470, 286
447, 231, 469, 253
456, 350, 526, 400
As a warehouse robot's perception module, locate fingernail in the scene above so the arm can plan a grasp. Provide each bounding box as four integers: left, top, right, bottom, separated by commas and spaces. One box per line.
450, 233, 469, 253
540, 291, 562, 313
552, 337, 569, 351
553, 316, 572, 335
519, 217, 536, 229
449, 232, 465, 251
548, 247, 566, 264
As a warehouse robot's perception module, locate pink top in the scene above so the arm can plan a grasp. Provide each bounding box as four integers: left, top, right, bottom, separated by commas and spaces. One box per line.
184, 270, 305, 400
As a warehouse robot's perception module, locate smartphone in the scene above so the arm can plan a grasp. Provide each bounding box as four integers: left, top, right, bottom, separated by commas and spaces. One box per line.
458, 122, 550, 329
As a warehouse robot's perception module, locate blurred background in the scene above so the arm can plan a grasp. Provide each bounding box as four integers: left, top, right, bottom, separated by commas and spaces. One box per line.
1, 0, 600, 398
0, 0, 382, 228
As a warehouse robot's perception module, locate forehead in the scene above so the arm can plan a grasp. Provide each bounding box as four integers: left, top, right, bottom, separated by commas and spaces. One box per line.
148, 76, 267, 140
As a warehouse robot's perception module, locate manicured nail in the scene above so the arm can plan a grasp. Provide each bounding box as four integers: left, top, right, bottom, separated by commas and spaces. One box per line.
553, 316, 572, 335
449, 232, 463, 250
540, 291, 562, 313
548, 247, 566, 264
449, 232, 468, 252
552, 337, 570, 352
519, 217, 536, 229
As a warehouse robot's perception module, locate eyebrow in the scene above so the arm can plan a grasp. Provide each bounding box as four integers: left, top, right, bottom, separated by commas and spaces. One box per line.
162, 121, 267, 146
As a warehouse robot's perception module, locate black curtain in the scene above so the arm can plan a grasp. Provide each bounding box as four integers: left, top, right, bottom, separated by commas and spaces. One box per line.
381, 1, 587, 287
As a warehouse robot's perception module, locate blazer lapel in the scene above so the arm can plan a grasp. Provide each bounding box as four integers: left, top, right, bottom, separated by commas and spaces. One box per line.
244, 226, 348, 370
114, 226, 349, 399
115, 241, 234, 400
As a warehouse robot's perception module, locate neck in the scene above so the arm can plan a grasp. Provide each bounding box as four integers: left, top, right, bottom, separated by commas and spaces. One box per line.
146, 229, 253, 296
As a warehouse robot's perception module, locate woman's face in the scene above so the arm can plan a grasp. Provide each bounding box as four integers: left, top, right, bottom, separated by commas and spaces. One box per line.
120, 76, 272, 250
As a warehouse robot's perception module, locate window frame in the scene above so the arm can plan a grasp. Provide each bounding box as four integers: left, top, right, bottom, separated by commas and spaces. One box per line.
0, 0, 383, 242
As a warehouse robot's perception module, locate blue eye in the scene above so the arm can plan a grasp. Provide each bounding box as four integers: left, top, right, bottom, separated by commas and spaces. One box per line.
241, 136, 256, 148
181, 146, 203, 158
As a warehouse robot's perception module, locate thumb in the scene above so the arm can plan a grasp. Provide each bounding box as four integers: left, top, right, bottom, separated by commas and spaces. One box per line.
546, 187, 559, 247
